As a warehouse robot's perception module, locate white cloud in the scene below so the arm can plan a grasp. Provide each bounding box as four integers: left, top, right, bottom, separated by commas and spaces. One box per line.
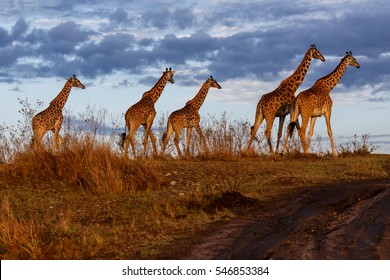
212, 76, 278, 104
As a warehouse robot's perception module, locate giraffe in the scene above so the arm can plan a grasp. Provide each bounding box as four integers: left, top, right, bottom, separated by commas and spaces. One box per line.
32, 75, 85, 153
161, 76, 222, 157
247, 45, 325, 154
122, 67, 175, 158
282, 51, 360, 156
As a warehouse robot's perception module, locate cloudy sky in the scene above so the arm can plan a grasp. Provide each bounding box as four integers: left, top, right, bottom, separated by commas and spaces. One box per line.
1, 0, 389, 152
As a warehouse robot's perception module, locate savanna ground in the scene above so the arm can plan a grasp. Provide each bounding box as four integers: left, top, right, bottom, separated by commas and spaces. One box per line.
0, 99, 389, 259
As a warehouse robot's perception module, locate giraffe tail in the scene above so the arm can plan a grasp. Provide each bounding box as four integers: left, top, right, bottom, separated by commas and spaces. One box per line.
288, 122, 297, 137
288, 119, 301, 137
119, 132, 126, 149
288, 99, 300, 137
162, 132, 167, 142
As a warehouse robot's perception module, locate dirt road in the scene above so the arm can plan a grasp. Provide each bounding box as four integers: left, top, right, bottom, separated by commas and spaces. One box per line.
159, 178, 390, 259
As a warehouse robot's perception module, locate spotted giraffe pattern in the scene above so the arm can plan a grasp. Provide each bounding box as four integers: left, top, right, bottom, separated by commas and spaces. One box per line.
32, 75, 85, 153
283, 52, 360, 156
247, 45, 325, 154
161, 76, 222, 157
123, 68, 175, 158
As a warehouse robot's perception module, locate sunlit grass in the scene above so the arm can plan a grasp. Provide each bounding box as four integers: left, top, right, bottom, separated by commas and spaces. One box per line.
0, 99, 388, 259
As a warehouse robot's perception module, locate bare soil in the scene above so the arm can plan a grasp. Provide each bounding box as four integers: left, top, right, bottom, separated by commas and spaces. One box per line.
155, 178, 390, 260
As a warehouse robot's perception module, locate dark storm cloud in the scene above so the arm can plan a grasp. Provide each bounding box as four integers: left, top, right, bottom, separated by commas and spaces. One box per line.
109, 7, 129, 24
208, 30, 297, 81
202, 1, 305, 29
77, 33, 143, 77
206, 1, 390, 89
140, 6, 196, 30
41, 21, 93, 55
171, 7, 197, 30
0, 0, 389, 100
78, 33, 136, 58
0, 19, 94, 78
0, 19, 218, 80
153, 32, 221, 64
10, 18, 28, 41
0, 45, 26, 68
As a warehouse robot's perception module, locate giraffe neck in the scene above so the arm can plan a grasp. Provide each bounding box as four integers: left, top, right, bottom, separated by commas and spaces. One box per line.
186, 81, 211, 110
50, 79, 73, 109
283, 49, 313, 93
143, 74, 169, 103
317, 58, 349, 91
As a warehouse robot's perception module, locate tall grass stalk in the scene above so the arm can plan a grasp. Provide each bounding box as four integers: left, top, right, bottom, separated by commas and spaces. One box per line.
0, 98, 380, 163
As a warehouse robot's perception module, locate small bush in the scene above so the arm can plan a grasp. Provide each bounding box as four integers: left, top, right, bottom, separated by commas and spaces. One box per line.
4, 139, 162, 193
339, 134, 379, 156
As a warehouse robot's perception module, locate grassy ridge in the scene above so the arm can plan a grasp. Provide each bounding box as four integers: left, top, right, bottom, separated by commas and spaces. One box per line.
0, 100, 387, 259
0, 138, 389, 259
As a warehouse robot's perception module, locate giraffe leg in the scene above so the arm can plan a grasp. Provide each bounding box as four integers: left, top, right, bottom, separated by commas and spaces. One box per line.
195, 124, 209, 155
282, 120, 292, 154
173, 128, 182, 158
142, 114, 156, 158
185, 127, 192, 157
52, 127, 61, 154
127, 133, 137, 159
124, 124, 138, 159
123, 124, 130, 158
324, 113, 338, 156
123, 115, 132, 158
247, 106, 264, 150
148, 129, 158, 157
282, 128, 290, 154
161, 121, 174, 156
51, 130, 57, 154
298, 115, 310, 154
53, 117, 63, 154
123, 134, 130, 158
283, 101, 300, 154
33, 130, 45, 151
57, 134, 63, 151
142, 125, 150, 159
275, 116, 285, 154
307, 116, 317, 150
264, 117, 276, 154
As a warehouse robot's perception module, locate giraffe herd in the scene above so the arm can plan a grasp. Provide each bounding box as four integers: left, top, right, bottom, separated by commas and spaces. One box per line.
283, 52, 360, 156
30, 45, 360, 158
247, 45, 326, 154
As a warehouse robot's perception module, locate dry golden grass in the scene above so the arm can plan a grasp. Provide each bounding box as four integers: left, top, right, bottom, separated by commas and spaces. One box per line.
0, 135, 389, 259
0, 101, 388, 259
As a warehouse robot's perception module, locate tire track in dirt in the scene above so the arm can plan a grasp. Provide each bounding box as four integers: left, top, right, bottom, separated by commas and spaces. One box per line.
173, 178, 390, 260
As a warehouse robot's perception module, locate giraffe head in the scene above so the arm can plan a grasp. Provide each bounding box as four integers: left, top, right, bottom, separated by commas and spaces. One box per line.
342, 51, 360, 68
309, 44, 325, 62
208, 76, 222, 89
69, 74, 86, 89
164, 67, 175, 84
